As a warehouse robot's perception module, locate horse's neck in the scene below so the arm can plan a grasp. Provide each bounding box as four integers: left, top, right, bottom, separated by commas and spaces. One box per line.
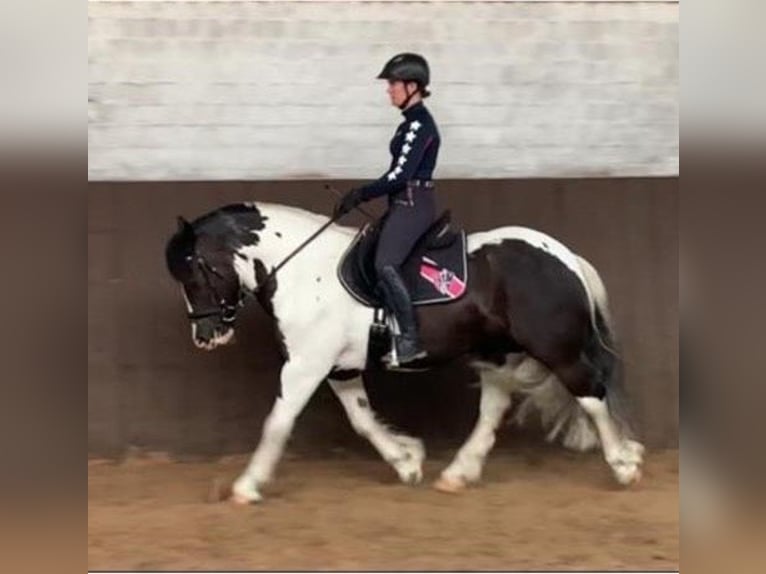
255, 203, 350, 259
232, 203, 355, 288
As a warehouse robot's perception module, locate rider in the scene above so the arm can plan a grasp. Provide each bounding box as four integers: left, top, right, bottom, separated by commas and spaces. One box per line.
334, 53, 440, 366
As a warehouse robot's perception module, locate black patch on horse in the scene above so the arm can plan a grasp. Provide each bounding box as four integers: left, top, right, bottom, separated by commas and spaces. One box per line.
328, 369, 361, 381
195, 203, 267, 242
165, 203, 268, 280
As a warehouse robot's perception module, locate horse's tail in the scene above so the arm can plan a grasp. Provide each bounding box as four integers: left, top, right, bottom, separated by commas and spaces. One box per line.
512, 255, 638, 450
513, 371, 602, 452
578, 255, 639, 441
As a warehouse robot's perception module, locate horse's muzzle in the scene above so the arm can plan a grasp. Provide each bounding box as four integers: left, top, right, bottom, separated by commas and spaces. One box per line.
193, 327, 235, 351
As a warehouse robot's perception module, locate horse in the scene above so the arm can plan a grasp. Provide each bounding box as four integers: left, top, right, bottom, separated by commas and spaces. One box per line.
164, 200, 645, 504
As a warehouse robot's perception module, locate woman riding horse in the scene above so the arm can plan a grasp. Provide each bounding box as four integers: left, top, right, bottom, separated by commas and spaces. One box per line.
334, 53, 440, 366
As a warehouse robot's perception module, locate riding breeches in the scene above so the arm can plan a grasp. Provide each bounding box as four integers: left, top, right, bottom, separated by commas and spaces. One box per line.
374, 184, 436, 274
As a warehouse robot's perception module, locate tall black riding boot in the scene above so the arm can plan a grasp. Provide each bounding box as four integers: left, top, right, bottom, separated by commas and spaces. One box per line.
377, 265, 428, 365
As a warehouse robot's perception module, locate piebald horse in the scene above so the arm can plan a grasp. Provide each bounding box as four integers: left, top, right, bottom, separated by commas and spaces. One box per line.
165, 201, 644, 504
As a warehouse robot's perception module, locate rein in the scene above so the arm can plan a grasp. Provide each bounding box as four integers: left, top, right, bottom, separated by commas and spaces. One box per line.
257, 186, 377, 293
254, 210, 343, 295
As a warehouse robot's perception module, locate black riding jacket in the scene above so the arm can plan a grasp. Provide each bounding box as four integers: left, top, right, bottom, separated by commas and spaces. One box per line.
357, 101, 441, 202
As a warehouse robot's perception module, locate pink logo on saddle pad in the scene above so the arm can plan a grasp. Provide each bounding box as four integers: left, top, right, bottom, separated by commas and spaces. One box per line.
419, 258, 466, 298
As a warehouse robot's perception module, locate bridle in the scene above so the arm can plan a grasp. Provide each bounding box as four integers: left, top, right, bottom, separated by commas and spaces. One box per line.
185, 254, 242, 325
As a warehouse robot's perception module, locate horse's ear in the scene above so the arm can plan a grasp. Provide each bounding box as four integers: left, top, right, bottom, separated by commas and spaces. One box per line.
177, 216, 193, 235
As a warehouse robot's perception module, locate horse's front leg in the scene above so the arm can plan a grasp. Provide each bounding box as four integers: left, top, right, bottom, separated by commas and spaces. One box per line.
231, 357, 330, 504
328, 376, 425, 485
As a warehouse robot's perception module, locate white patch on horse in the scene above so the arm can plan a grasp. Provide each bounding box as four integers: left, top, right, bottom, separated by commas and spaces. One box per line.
180, 286, 197, 340
231, 203, 372, 372
577, 397, 644, 485
232, 252, 257, 292
180, 286, 193, 313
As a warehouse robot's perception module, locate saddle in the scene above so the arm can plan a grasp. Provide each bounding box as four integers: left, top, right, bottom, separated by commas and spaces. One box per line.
337, 210, 469, 308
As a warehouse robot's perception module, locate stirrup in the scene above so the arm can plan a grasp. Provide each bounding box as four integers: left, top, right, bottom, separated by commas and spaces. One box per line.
399, 349, 428, 365
382, 344, 428, 366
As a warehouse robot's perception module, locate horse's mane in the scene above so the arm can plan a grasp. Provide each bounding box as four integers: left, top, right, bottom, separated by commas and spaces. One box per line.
169, 202, 358, 273
192, 202, 328, 227
191, 202, 264, 229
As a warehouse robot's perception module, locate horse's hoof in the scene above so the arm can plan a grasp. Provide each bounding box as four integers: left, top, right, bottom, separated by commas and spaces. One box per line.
613, 463, 643, 487
433, 476, 466, 493
394, 463, 423, 486
229, 482, 263, 505
626, 467, 643, 485
609, 440, 645, 487
230, 491, 261, 505
403, 469, 423, 485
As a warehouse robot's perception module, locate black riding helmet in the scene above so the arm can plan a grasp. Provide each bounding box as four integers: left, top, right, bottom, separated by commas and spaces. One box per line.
377, 53, 431, 108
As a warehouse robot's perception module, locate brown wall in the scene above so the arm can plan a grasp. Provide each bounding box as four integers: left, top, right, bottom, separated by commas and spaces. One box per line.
88, 178, 678, 459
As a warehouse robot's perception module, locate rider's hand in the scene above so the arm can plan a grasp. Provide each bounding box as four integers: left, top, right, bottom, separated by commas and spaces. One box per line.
333, 188, 363, 217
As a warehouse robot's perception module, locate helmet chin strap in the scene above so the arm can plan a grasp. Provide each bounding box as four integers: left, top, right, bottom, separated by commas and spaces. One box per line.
398, 83, 420, 110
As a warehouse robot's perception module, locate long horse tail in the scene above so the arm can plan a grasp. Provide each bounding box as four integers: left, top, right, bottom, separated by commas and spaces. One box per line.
577, 255, 639, 440
513, 372, 602, 452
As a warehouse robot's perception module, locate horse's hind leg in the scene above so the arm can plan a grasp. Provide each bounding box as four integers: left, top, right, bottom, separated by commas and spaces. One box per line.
328, 376, 425, 485
434, 360, 516, 493
554, 360, 644, 485
577, 395, 644, 485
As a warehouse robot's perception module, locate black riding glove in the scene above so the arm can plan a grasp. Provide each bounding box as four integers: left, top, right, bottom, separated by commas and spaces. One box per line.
334, 188, 364, 217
